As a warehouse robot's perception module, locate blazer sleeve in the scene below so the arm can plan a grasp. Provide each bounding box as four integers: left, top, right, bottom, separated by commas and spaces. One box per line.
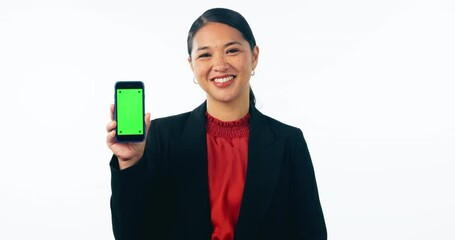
110, 120, 171, 240
290, 129, 327, 239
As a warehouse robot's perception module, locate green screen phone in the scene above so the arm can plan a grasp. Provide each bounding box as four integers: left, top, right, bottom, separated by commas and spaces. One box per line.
114, 81, 145, 142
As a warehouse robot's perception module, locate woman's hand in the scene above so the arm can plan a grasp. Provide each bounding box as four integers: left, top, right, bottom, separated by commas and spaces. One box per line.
106, 104, 151, 170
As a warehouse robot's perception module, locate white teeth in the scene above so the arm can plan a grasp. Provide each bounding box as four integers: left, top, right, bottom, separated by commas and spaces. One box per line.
213, 76, 234, 83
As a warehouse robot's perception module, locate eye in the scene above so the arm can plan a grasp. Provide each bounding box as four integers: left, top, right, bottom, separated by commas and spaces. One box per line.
226, 48, 240, 54
198, 53, 211, 59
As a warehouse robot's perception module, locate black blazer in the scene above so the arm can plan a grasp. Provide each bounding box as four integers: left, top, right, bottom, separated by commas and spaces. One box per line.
110, 102, 327, 240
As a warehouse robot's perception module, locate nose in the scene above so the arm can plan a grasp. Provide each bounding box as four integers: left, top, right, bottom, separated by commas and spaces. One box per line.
213, 55, 229, 72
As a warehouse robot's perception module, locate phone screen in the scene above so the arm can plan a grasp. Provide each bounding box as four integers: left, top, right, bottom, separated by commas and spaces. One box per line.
115, 81, 145, 142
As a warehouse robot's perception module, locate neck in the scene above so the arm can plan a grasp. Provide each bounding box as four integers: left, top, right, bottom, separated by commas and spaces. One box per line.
206, 99, 250, 121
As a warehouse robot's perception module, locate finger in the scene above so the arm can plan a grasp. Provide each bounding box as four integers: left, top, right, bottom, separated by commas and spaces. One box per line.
106, 120, 117, 133
145, 112, 151, 124
106, 129, 117, 148
144, 112, 151, 134
110, 104, 115, 121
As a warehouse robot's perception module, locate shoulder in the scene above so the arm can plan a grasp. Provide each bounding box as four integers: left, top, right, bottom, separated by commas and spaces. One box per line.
256, 110, 304, 140
150, 111, 192, 138
263, 114, 300, 132
149, 102, 206, 139
152, 111, 191, 128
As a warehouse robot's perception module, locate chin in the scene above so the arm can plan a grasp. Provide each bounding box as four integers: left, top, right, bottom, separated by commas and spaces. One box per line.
210, 94, 236, 103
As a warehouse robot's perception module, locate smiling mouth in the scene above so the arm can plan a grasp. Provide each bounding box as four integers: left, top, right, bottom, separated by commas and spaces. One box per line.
212, 75, 235, 83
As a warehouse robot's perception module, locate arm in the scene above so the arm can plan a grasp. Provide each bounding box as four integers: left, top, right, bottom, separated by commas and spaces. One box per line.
290, 129, 327, 239
110, 154, 151, 239
110, 120, 171, 240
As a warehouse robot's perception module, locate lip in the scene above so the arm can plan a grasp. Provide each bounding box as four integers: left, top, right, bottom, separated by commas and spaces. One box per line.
211, 75, 236, 88
210, 74, 236, 81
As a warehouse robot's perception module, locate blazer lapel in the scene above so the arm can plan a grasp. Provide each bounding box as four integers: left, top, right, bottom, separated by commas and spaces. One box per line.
171, 103, 284, 239
234, 106, 285, 240
173, 102, 212, 239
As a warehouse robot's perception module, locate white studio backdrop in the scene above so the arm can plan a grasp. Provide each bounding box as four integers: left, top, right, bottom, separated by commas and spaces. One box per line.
0, 0, 454, 239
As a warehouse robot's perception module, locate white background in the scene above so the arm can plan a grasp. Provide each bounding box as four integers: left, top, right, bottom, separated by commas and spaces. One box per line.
1, 0, 454, 239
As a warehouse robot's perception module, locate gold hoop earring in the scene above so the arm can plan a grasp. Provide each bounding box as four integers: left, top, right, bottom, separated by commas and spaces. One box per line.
193, 77, 198, 84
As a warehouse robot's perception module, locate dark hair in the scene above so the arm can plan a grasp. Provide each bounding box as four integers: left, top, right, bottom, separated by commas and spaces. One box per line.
187, 8, 257, 106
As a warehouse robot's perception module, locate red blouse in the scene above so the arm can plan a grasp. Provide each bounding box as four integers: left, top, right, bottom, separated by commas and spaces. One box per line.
206, 112, 250, 240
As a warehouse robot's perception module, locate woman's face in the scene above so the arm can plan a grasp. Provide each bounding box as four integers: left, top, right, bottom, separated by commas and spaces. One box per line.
189, 22, 259, 107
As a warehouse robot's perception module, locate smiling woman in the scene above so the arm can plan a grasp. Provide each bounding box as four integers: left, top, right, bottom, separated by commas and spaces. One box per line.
106, 7, 327, 240
188, 22, 258, 121
187, 8, 258, 122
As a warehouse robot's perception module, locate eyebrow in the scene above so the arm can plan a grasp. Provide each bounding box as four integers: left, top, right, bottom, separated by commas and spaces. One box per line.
196, 41, 242, 52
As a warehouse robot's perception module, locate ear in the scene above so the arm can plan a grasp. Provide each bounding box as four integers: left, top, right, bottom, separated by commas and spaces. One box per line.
252, 45, 259, 70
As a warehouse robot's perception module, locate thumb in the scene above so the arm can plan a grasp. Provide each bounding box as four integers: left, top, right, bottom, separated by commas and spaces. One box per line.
144, 112, 151, 136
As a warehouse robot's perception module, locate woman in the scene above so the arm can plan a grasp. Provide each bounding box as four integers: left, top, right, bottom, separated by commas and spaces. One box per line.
106, 8, 327, 240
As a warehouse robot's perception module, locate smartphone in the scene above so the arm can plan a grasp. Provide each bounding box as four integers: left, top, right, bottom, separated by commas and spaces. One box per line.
114, 81, 145, 142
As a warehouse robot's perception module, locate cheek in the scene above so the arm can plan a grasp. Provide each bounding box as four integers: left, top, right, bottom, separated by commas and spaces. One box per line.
234, 56, 252, 70
235, 61, 251, 74
193, 63, 210, 77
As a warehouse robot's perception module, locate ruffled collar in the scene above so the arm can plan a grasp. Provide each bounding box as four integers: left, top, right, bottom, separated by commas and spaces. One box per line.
206, 112, 250, 139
